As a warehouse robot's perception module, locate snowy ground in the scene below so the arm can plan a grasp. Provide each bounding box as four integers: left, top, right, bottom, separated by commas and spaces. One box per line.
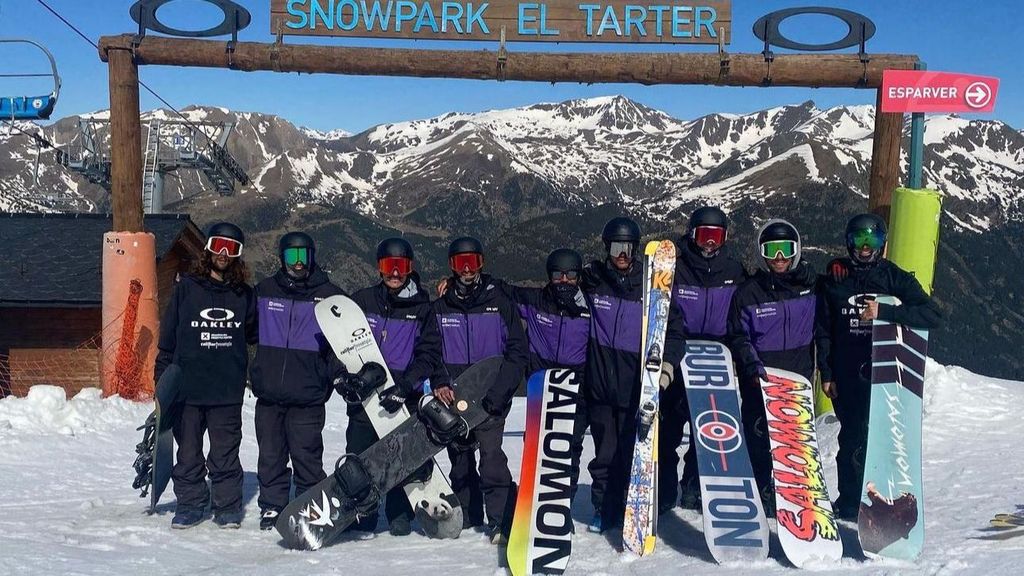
1, 360, 1022, 575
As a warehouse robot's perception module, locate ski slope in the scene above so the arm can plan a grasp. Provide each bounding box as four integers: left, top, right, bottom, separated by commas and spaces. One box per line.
0, 359, 1021, 575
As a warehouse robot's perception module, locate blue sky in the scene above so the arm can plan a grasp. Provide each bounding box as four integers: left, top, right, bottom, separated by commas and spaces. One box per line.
2, 0, 1021, 133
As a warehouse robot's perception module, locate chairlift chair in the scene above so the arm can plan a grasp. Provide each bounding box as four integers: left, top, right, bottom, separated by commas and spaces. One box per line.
0, 39, 62, 121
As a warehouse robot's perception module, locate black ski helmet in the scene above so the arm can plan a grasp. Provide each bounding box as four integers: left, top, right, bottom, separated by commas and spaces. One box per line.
601, 217, 641, 246
845, 213, 887, 264
546, 248, 583, 276
757, 219, 801, 270
376, 237, 414, 261
688, 206, 728, 232
448, 236, 484, 257
279, 231, 316, 271
206, 222, 244, 245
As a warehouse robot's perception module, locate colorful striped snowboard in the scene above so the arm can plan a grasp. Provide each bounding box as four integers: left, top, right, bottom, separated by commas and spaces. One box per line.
508, 369, 580, 576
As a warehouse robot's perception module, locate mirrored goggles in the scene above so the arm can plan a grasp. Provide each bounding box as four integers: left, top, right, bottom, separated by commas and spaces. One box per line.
549, 270, 580, 283
378, 256, 413, 277
693, 225, 727, 249
760, 240, 797, 260
848, 228, 886, 251
608, 241, 634, 259
449, 252, 483, 273
283, 247, 310, 267
206, 236, 243, 257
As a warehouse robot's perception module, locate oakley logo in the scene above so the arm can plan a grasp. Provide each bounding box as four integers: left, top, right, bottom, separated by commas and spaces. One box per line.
352, 328, 368, 338
199, 308, 235, 321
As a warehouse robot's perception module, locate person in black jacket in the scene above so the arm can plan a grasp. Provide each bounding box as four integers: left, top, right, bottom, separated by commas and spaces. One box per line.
728, 219, 818, 516
583, 217, 651, 533
250, 232, 347, 531
509, 248, 591, 501
817, 213, 942, 519
155, 222, 256, 530
430, 236, 528, 544
347, 237, 443, 536
658, 206, 747, 513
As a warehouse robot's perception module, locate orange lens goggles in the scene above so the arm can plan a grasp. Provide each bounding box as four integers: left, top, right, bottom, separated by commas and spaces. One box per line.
206, 236, 243, 257
449, 253, 483, 273
378, 256, 413, 276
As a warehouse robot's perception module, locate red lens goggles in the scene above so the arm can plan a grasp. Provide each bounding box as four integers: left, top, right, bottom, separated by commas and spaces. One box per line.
449, 253, 483, 273
206, 236, 243, 257
378, 256, 413, 277
693, 226, 726, 249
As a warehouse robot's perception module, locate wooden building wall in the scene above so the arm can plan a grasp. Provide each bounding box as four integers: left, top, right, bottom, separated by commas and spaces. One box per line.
0, 307, 103, 397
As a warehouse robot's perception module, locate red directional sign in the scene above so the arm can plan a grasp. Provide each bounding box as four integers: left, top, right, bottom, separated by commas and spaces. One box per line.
881, 70, 999, 114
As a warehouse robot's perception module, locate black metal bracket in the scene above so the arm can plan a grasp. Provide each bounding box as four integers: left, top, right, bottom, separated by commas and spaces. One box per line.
129, 0, 251, 39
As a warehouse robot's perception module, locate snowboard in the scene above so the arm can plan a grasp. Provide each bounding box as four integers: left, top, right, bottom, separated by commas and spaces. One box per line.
989, 513, 1024, 529
858, 295, 928, 560
508, 369, 580, 576
315, 295, 462, 539
623, 239, 676, 556
276, 356, 503, 550
131, 363, 182, 513
681, 340, 770, 562
760, 368, 843, 567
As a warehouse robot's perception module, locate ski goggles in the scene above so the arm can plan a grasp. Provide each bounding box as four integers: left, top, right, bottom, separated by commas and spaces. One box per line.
693, 225, 727, 249
283, 247, 310, 267
760, 240, 798, 260
608, 241, 635, 259
378, 256, 413, 277
449, 252, 483, 273
549, 270, 580, 283
205, 236, 243, 257
848, 228, 886, 251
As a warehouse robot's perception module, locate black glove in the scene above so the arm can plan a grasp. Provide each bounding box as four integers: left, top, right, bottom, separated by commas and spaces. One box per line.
481, 393, 506, 417
378, 385, 407, 414
334, 361, 388, 404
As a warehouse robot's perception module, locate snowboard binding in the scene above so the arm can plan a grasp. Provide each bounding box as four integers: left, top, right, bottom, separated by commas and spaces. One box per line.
336, 362, 388, 404
418, 395, 469, 445
131, 412, 157, 496
637, 400, 657, 440
333, 454, 381, 519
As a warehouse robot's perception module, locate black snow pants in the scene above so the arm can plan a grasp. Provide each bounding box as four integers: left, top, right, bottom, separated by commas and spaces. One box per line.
172, 403, 243, 514
254, 400, 327, 512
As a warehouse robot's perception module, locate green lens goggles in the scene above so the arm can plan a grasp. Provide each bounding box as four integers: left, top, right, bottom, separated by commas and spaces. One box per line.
283, 247, 309, 267
760, 240, 797, 260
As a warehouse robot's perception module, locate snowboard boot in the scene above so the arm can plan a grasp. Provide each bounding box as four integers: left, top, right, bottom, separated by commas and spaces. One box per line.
388, 515, 413, 537
759, 485, 776, 519
213, 510, 243, 529
259, 508, 280, 531
488, 524, 509, 545
679, 482, 702, 511
171, 508, 205, 530
833, 497, 860, 521
587, 513, 603, 534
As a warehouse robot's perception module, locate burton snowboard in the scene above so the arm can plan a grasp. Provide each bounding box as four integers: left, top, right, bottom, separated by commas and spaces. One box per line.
508, 369, 580, 576
760, 368, 843, 567
623, 239, 676, 556
858, 295, 928, 560
315, 295, 462, 538
276, 356, 503, 550
132, 364, 182, 513
681, 340, 769, 562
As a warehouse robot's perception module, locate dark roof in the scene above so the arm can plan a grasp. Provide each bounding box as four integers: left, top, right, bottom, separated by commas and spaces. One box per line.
0, 213, 203, 307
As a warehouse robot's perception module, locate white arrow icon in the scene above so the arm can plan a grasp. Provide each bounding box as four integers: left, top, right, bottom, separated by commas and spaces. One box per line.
965, 82, 992, 109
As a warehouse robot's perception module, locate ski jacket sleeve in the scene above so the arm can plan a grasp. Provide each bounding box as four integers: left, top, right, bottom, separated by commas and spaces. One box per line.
244, 285, 258, 345
727, 287, 763, 382
663, 296, 687, 379
399, 306, 444, 394
483, 295, 529, 411
814, 276, 834, 383
154, 278, 183, 383
877, 268, 943, 330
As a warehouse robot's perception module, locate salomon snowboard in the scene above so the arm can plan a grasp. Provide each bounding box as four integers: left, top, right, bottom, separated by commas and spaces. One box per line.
859, 296, 927, 560
508, 369, 580, 576
623, 239, 676, 556
132, 363, 182, 513
760, 368, 843, 567
276, 356, 503, 550
681, 340, 769, 562
315, 295, 462, 538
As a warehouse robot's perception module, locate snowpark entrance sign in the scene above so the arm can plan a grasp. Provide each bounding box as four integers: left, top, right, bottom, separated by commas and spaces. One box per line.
270, 0, 732, 43
881, 70, 1000, 114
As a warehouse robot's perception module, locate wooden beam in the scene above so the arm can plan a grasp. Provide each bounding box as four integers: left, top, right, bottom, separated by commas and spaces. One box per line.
868, 88, 904, 223
99, 34, 918, 88
107, 48, 144, 232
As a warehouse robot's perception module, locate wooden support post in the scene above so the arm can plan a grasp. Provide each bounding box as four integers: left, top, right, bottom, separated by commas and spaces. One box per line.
98, 35, 918, 89
868, 88, 904, 223
108, 48, 144, 232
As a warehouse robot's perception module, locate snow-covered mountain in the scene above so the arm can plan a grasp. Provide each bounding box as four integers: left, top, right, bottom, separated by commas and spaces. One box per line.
1, 97, 1022, 379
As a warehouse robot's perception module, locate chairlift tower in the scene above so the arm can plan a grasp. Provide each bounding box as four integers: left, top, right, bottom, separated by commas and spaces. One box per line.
59, 117, 249, 213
